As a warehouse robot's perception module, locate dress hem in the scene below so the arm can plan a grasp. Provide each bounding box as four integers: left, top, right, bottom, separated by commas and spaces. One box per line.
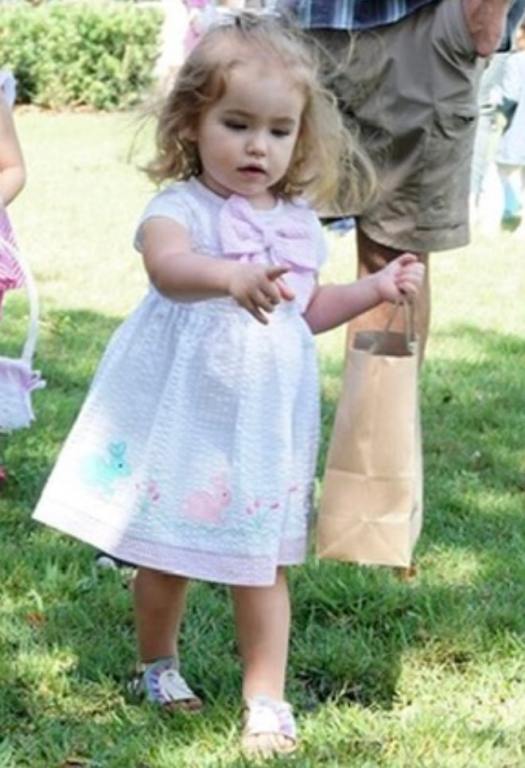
33, 501, 307, 587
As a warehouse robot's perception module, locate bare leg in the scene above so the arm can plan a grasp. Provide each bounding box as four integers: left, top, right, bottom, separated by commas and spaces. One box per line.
347, 227, 430, 363
232, 567, 294, 755
232, 567, 290, 700
134, 566, 189, 661
133, 567, 201, 710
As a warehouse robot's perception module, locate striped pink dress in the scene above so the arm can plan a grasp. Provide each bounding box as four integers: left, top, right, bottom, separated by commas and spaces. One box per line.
0, 70, 24, 315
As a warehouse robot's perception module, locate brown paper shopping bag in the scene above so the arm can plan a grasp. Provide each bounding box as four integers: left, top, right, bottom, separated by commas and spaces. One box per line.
317, 301, 423, 568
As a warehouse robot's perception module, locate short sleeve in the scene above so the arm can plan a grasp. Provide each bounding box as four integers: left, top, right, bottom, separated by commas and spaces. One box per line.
312, 215, 329, 270
133, 185, 193, 253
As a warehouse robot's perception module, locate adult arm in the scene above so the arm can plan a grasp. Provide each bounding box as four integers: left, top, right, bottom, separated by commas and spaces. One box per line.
463, 0, 514, 57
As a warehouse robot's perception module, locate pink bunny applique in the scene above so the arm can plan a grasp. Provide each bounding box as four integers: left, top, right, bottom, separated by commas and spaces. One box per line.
181, 474, 231, 525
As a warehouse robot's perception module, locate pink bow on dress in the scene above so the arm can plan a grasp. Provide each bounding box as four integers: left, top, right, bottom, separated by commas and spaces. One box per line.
219, 195, 319, 312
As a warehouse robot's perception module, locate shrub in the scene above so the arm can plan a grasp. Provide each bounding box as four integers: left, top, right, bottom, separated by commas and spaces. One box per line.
0, 2, 162, 109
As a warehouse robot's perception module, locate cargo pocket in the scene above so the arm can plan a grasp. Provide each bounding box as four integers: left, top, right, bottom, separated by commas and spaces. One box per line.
417, 106, 477, 231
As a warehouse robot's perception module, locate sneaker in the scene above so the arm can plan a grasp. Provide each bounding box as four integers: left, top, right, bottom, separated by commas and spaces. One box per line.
95, 551, 134, 570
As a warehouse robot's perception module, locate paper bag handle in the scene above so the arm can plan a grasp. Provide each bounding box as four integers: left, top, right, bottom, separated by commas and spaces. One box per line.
370, 299, 416, 355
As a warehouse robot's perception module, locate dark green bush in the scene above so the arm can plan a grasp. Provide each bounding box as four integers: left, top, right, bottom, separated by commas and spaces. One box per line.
0, 3, 162, 109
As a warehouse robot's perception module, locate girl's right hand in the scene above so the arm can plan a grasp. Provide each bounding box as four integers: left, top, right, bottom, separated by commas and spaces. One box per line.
228, 263, 294, 324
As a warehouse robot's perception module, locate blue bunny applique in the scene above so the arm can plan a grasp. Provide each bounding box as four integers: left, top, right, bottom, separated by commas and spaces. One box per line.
80, 441, 132, 496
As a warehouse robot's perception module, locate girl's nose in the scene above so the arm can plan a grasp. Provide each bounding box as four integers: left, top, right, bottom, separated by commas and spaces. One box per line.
246, 133, 266, 156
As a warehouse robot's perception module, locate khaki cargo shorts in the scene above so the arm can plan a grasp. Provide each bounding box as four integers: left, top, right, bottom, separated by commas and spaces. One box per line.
312, 0, 485, 253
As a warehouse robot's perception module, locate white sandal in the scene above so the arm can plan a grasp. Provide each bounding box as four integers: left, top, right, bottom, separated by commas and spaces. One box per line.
137, 657, 202, 712
242, 695, 297, 757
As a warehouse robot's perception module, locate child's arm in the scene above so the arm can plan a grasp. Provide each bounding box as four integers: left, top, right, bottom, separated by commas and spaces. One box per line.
141, 217, 294, 325
304, 253, 424, 335
0, 96, 25, 207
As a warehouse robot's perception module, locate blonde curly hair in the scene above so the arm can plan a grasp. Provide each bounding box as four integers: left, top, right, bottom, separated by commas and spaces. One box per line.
145, 12, 376, 211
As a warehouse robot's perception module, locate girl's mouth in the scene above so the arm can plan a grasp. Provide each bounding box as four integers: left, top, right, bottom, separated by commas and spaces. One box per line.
238, 166, 267, 176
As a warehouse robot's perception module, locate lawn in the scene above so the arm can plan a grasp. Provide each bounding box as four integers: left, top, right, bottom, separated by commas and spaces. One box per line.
0, 111, 524, 768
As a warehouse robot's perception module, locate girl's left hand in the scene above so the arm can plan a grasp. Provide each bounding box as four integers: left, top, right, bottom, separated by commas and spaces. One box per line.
375, 253, 425, 303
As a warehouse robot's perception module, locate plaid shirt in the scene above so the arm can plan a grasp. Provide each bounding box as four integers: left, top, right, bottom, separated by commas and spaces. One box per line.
274, 0, 438, 29
274, 0, 525, 48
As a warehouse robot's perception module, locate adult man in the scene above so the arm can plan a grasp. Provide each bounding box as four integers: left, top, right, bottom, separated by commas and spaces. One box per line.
276, 0, 525, 354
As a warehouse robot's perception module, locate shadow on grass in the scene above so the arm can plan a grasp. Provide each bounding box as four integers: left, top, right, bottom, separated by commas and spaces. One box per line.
0, 308, 120, 504
299, 323, 525, 709
1, 314, 524, 763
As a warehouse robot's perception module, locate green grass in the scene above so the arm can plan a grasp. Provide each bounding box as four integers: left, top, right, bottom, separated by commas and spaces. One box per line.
0, 111, 524, 768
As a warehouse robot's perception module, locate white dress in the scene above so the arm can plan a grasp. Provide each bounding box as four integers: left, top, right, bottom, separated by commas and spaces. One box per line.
33, 178, 327, 586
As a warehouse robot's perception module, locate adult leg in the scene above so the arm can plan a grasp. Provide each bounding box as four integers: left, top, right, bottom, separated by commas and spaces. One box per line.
349, 228, 429, 583
232, 567, 295, 755
134, 567, 201, 710
347, 227, 430, 362
497, 163, 521, 223
513, 166, 525, 236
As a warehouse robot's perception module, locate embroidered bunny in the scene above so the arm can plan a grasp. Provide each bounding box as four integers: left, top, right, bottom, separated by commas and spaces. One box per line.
81, 441, 132, 496
181, 474, 231, 524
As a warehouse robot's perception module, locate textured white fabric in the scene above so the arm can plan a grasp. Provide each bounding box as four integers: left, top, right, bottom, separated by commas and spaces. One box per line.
134, 178, 327, 312
0, 357, 44, 431
33, 180, 325, 586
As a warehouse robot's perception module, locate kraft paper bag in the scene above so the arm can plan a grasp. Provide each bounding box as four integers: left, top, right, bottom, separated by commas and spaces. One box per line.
317, 302, 422, 567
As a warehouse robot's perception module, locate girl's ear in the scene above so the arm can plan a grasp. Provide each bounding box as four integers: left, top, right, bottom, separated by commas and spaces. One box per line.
180, 121, 198, 142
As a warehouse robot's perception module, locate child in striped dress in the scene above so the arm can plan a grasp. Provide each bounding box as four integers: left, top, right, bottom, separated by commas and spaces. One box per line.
0, 70, 25, 313
0, 70, 26, 484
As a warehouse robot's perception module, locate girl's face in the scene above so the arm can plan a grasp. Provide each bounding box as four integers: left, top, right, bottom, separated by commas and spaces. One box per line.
193, 59, 305, 209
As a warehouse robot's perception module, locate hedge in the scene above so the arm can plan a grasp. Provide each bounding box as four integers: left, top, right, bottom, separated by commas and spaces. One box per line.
0, 3, 162, 109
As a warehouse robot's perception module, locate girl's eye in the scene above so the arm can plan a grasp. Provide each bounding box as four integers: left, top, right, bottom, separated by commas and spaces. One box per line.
271, 129, 292, 138
224, 121, 246, 131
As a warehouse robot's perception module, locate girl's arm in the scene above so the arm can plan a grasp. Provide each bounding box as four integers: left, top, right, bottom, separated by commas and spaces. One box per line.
142, 216, 239, 299
304, 253, 424, 335
141, 217, 294, 324
0, 96, 25, 207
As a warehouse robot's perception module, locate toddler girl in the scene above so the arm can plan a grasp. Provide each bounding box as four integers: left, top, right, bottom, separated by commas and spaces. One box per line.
33, 14, 424, 757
